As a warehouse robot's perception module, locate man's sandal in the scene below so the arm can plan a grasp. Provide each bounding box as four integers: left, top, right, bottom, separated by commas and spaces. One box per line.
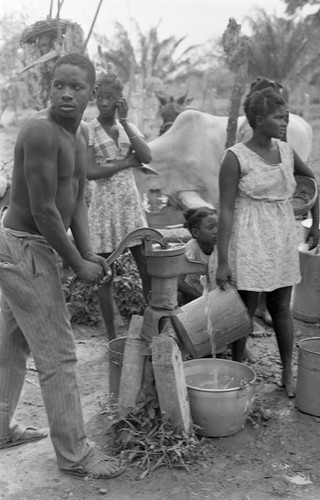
0, 424, 48, 449
61, 449, 126, 479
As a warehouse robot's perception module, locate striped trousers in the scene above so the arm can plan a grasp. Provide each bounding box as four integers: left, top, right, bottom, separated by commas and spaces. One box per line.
0, 227, 93, 469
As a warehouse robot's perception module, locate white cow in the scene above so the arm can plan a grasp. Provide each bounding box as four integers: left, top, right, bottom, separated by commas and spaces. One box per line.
135, 109, 313, 212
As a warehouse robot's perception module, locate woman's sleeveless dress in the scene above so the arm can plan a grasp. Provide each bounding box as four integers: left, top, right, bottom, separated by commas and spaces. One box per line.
227, 141, 301, 291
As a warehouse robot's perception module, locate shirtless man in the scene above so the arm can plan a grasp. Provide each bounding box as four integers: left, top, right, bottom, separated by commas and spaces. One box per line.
0, 52, 124, 478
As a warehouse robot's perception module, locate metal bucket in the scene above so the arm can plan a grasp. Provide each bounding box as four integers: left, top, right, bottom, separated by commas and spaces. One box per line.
292, 243, 320, 323
296, 337, 320, 416
184, 359, 256, 437
301, 217, 320, 241
171, 285, 251, 358
107, 336, 127, 402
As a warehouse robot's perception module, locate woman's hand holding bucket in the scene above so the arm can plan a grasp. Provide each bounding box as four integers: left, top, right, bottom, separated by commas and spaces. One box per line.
216, 262, 234, 290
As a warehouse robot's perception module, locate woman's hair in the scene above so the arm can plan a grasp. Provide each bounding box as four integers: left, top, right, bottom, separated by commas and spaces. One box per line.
96, 71, 123, 93
248, 76, 283, 95
244, 87, 285, 128
53, 52, 96, 87
183, 206, 217, 236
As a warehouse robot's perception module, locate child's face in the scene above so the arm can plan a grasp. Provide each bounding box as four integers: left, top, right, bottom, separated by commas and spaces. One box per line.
194, 214, 218, 245
96, 84, 122, 117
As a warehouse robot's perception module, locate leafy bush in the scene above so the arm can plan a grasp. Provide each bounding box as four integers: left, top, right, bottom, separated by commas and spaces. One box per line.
113, 250, 145, 319
62, 250, 145, 326
63, 276, 102, 326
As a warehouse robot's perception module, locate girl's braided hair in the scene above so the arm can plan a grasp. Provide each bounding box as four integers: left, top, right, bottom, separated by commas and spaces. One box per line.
96, 71, 123, 93
183, 206, 217, 236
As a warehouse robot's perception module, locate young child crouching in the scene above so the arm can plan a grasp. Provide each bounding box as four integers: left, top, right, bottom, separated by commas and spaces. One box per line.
178, 206, 218, 305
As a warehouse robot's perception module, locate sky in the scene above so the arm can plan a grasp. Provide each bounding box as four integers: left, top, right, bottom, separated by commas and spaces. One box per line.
0, 0, 291, 55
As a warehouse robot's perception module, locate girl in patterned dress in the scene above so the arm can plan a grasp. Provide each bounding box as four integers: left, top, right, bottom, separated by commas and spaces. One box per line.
87, 72, 152, 340
216, 88, 319, 397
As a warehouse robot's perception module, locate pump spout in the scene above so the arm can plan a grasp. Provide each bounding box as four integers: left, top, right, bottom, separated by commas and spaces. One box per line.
181, 255, 207, 276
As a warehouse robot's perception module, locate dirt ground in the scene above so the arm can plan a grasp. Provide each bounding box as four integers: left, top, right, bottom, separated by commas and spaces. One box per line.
1, 319, 320, 500
0, 108, 320, 500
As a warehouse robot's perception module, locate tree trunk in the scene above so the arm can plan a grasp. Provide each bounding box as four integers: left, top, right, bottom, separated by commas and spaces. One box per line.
222, 19, 248, 149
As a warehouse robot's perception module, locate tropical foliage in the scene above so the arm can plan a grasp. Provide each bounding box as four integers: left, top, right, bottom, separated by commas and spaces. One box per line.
246, 9, 320, 88
284, 0, 320, 14
94, 19, 199, 85
63, 251, 145, 327
0, 15, 24, 79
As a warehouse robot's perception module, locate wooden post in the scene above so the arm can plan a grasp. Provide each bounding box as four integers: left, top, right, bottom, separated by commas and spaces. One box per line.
82, 0, 104, 53
118, 315, 147, 411
222, 18, 249, 149
152, 334, 192, 434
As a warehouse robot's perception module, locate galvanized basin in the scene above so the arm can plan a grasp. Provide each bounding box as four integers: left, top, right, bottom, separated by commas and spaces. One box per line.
184, 359, 256, 437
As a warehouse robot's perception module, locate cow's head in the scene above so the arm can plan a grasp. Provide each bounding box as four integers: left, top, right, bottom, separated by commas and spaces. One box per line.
156, 91, 192, 135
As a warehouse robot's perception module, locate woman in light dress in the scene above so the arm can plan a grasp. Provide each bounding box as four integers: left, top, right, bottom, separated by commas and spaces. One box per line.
217, 87, 319, 397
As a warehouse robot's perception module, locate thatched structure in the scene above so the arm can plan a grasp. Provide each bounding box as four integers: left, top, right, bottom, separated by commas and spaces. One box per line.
20, 18, 84, 109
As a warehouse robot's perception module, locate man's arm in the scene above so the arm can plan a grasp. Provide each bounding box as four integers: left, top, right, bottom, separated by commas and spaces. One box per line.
70, 178, 111, 276
24, 121, 102, 281
71, 123, 111, 276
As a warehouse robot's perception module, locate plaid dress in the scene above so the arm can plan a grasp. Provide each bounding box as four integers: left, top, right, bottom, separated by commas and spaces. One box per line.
87, 118, 147, 253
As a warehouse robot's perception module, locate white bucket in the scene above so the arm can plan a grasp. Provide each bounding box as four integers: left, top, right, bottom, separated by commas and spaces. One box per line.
301, 217, 320, 240
292, 243, 320, 323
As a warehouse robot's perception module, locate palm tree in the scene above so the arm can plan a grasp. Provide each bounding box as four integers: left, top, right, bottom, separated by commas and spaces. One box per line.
93, 19, 202, 138
246, 9, 320, 89
284, 0, 320, 15
94, 19, 198, 85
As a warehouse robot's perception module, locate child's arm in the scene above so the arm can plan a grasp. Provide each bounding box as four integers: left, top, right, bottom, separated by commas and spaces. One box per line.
87, 147, 142, 180
178, 274, 202, 302
117, 98, 152, 164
